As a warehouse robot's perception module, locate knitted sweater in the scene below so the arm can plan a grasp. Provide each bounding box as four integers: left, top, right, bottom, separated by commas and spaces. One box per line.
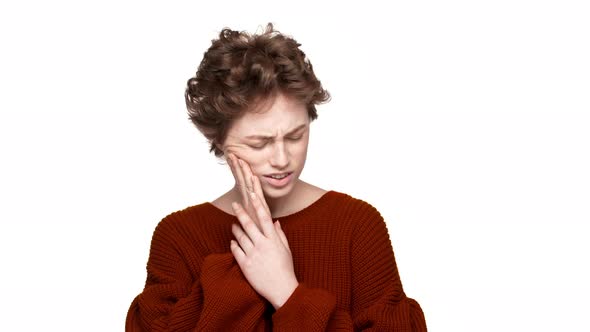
126, 190, 426, 331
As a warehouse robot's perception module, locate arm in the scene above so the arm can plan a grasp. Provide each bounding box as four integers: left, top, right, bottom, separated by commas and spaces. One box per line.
271, 204, 427, 331
125, 218, 268, 332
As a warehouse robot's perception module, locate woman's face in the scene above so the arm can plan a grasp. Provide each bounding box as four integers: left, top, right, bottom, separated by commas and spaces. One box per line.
220, 93, 310, 199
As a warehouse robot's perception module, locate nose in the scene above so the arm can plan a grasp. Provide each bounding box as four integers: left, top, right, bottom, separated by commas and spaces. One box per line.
269, 140, 290, 169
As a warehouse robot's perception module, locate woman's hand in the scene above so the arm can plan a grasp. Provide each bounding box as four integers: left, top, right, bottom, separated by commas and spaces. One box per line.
226, 153, 299, 309
226, 152, 270, 232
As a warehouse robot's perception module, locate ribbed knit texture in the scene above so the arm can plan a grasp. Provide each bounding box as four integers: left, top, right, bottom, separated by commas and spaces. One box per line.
126, 190, 427, 331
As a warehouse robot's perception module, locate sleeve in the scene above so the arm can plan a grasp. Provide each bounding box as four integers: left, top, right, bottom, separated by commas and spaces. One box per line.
271, 203, 427, 331
125, 218, 268, 332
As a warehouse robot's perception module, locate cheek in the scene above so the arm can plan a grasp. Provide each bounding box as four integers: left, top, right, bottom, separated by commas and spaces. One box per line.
249, 161, 267, 178
293, 140, 309, 155
225, 145, 251, 161
223, 145, 243, 158
233, 152, 264, 172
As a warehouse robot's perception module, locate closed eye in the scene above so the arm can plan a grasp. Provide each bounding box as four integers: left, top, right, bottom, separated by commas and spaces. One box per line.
248, 136, 303, 150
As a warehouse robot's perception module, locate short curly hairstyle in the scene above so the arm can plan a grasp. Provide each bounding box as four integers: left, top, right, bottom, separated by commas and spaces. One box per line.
185, 23, 331, 158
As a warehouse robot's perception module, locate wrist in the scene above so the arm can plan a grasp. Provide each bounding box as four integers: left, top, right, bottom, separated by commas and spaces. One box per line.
272, 279, 299, 310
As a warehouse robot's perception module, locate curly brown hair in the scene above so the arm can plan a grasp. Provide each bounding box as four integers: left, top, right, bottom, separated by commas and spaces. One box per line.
184, 23, 331, 158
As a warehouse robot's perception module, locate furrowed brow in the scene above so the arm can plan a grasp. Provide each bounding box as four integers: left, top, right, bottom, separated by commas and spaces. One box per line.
245, 124, 307, 140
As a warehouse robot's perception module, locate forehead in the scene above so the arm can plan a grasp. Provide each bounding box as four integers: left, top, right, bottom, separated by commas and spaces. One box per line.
230, 94, 309, 134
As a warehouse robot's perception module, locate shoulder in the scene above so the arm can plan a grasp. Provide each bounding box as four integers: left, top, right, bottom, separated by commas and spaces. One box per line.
322, 190, 386, 234
329, 190, 384, 220
151, 202, 218, 240
332, 192, 395, 249
145, 202, 228, 260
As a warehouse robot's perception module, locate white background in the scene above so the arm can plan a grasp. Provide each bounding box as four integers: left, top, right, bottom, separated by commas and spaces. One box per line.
1, 1, 589, 331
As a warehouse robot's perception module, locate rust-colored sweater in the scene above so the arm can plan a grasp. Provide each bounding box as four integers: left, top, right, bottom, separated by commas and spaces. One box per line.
126, 190, 426, 331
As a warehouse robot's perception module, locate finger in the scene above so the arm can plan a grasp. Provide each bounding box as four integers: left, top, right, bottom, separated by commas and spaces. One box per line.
237, 158, 263, 228
230, 239, 246, 262
232, 201, 263, 243
226, 153, 240, 183
231, 155, 251, 207
275, 221, 291, 250
227, 153, 248, 204
238, 158, 254, 193
252, 174, 270, 213
231, 222, 254, 254
248, 192, 274, 237
235, 157, 248, 190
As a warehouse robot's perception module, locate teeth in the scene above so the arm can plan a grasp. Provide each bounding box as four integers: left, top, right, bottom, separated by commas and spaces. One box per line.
270, 173, 288, 179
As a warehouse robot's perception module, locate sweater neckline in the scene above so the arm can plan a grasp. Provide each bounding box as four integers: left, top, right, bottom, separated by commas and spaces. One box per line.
205, 190, 336, 222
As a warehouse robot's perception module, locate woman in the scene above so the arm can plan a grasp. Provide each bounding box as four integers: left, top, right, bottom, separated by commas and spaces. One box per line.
126, 23, 427, 331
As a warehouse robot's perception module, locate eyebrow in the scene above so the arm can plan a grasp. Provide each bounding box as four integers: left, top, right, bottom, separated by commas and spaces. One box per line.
244, 124, 307, 140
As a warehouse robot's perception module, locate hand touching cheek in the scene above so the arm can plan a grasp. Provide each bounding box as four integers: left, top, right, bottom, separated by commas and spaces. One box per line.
227, 154, 299, 309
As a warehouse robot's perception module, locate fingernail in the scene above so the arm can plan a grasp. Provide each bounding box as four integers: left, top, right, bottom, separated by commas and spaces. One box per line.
231, 202, 238, 209
249, 192, 256, 200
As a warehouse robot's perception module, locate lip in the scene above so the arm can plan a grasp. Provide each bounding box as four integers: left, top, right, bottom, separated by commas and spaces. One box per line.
263, 172, 293, 188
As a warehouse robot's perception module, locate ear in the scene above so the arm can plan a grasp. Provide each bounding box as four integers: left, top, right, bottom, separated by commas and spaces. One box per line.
215, 143, 226, 155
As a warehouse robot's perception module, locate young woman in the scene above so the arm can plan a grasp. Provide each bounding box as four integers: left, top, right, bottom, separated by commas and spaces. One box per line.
126, 23, 427, 331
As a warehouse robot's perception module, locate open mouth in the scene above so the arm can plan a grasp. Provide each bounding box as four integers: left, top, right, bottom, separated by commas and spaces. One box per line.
264, 172, 291, 179
263, 172, 293, 187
